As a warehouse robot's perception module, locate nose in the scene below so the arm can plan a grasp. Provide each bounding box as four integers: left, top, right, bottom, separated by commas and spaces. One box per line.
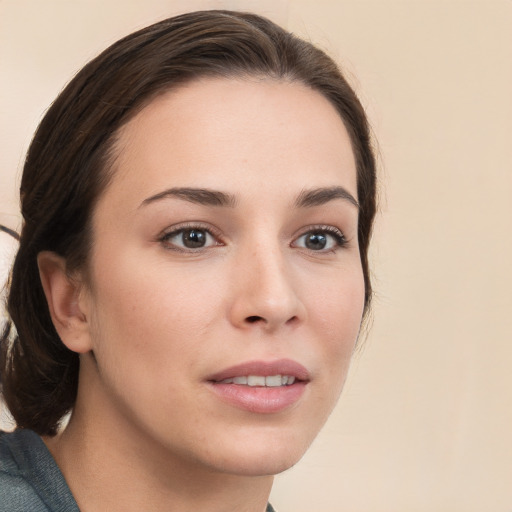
227, 242, 306, 332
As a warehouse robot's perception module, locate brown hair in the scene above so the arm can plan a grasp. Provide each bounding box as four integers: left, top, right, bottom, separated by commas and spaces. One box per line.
0, 10, 377, 436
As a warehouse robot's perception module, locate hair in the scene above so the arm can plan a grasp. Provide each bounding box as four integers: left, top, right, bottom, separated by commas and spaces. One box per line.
0, 10, 377, 436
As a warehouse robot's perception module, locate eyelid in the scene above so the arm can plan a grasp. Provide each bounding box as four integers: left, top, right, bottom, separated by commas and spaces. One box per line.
291, 224, 348, 251
157, 222, 349, 253
158, 222, 224, 251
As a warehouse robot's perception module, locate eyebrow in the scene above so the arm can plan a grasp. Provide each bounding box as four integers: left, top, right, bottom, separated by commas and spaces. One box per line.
294, 186, 359, 209
140, 187, 237, 208
140, 185, 359, 210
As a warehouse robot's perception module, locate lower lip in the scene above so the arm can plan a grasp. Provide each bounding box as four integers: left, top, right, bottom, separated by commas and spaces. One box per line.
207, 381, 307, 414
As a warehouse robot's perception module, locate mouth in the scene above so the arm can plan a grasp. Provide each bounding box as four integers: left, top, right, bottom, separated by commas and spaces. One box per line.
206, 359, 309, 414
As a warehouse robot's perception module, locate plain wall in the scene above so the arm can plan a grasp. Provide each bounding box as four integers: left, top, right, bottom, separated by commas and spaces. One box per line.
1, 1, 511, 511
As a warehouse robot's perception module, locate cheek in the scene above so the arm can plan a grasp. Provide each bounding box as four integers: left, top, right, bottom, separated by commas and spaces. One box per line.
305, 265, 365, 376
84, 262, 218, 431
86, 251, 225, 369
309, 264, 365, 332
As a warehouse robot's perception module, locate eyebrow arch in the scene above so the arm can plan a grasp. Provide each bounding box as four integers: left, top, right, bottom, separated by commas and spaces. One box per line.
140, 187, 237, 208
294, 186, 359, 209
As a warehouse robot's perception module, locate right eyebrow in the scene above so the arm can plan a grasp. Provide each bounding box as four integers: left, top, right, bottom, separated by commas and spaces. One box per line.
294, 186, 359, 210
139, 187, 238, 209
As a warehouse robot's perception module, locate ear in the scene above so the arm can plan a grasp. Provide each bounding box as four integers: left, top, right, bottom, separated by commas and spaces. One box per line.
37, 251, 92, 353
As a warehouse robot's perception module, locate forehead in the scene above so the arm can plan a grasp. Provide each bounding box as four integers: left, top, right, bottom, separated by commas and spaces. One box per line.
104, 77, 357, 206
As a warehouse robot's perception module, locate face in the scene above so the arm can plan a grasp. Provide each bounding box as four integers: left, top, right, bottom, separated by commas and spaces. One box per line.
78, 78, 364, 476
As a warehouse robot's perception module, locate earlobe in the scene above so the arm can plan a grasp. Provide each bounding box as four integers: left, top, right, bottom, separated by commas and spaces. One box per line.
37, 251, 92, 353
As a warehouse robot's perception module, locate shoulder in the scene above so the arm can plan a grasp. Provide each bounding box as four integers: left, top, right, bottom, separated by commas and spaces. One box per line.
0, 429, 78, 512
0, 473, 50, 512
0, 430, 49, 511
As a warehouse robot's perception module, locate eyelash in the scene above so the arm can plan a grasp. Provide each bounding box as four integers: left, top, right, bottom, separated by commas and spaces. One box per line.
159, 222, 223, 253
158, 223, 348, 254
292, 225, 348, 253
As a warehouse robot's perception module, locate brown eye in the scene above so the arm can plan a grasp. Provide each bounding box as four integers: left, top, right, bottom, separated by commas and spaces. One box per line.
182, 229, 207, 248
161, 227, 217, 251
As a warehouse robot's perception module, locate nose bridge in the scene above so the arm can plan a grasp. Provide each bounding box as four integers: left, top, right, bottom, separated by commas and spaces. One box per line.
229, 233, 303, 331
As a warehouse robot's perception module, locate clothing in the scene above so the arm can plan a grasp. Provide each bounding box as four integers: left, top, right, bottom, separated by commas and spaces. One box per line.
0, 429, 277, 512
0, 429, 78, 512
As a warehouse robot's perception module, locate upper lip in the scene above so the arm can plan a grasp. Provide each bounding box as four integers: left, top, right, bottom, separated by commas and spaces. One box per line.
208, 359, 310, 382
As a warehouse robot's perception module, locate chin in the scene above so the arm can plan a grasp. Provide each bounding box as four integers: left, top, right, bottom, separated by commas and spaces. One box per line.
214, 450, 306, 477
199, 424, 318, 477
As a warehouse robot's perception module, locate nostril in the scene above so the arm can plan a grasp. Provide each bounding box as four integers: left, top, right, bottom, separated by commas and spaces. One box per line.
246, 315, 264, 323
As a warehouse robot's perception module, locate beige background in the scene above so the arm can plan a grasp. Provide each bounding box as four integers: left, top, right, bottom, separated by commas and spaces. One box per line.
1, 1, 511, 511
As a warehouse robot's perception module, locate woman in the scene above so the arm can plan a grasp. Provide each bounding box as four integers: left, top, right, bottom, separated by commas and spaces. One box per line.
0, 10, 376, 512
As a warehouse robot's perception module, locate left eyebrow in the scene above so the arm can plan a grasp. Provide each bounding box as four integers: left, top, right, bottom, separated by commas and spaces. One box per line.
294, 186, 359, 210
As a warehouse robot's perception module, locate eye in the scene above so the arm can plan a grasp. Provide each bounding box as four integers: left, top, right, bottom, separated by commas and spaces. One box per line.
293, 227, 347, 252
160, 226, 219, 251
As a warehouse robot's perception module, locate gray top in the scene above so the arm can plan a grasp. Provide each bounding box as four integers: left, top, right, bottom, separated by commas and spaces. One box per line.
0, 429, 276, 512
0, 429, 78, 512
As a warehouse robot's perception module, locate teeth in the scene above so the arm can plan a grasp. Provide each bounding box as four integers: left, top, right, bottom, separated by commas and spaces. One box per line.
265, 375, 282, 387
248, 375, 266, 386
219, 375, 297, 387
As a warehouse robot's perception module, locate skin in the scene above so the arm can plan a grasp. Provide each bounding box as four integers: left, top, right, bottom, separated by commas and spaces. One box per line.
39, 78, 365, 512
